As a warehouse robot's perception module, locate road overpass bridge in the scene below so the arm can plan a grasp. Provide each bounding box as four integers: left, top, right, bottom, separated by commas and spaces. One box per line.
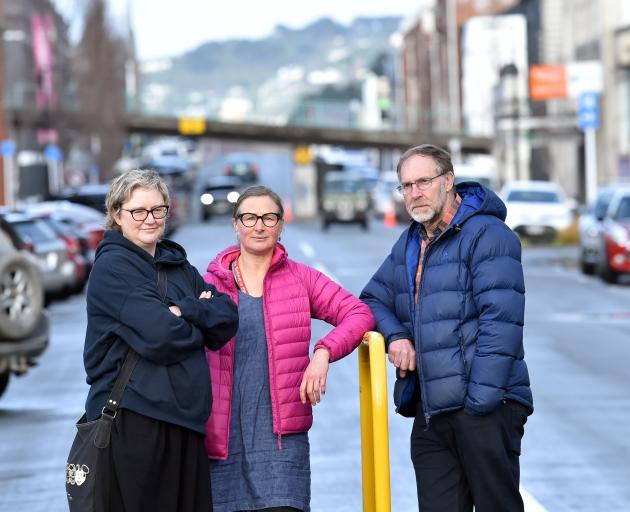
7, 107, 493, 153
124, 114, 493, 153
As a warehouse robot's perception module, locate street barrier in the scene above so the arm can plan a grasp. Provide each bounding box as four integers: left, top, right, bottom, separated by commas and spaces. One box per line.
358, 331, 391, 512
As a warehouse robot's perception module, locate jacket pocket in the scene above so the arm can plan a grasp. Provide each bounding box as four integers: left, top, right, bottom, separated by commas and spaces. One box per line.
393, 369, 420, 418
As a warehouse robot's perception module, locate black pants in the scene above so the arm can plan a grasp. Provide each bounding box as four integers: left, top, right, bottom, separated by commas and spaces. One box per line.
96, 409, 212, 512
237, 508, 301, 512
410, 400, 528, 512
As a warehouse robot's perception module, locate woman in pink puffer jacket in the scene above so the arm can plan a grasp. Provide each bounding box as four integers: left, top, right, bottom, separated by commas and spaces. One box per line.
203, 185, 375, 512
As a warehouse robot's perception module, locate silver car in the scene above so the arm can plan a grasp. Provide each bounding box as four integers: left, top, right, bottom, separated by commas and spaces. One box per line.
0, 211, 77, 297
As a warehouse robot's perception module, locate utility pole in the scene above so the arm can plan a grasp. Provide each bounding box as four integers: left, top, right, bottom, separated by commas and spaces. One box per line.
0, 0, 8, 204
446, 0, 461, 132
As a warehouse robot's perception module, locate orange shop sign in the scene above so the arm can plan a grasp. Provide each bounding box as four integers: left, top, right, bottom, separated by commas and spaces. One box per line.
529, 64, 567, 101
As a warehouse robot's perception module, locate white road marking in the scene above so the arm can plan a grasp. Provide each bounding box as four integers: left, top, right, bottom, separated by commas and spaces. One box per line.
521, 485, 548, 512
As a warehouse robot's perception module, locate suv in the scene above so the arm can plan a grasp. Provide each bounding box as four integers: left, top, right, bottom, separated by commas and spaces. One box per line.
500, 181, 574, 241
0, 225, 49, 399
321, 172, 370, 230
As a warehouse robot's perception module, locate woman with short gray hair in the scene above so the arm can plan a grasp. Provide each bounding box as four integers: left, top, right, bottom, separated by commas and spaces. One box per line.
79, 169, 238, 511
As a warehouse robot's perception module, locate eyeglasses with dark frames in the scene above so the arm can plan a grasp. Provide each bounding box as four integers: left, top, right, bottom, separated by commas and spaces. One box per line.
120, 205, 169, 222
396, 171, 448, 195
237, 212, 282, 227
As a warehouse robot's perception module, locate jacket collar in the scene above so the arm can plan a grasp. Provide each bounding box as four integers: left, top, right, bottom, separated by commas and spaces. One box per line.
207, 243, 288, 284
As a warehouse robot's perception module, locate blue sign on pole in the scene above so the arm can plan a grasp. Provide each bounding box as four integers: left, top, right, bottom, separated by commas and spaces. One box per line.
578, 92, 600, 130
1, 139, 15, 158
44, 144, 63, 163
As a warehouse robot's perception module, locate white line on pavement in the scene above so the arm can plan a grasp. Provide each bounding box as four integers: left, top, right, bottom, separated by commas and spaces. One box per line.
521, 485, 547, 512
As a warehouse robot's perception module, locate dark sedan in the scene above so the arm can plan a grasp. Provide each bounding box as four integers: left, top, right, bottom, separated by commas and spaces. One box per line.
200, 176, 243, 220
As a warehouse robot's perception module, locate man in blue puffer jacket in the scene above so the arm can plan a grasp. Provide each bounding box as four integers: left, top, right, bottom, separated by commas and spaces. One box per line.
361, 144, 533, 512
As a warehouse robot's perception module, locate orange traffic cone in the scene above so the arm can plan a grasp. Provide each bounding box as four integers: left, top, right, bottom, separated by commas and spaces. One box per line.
283, 198, 294, 223
384, 200, 397, 228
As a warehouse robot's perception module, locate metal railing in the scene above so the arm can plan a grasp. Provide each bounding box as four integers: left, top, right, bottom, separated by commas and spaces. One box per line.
358, 331, 391, 512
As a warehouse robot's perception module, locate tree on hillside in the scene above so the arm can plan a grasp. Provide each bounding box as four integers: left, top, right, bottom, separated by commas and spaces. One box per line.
74, 0, 126, 179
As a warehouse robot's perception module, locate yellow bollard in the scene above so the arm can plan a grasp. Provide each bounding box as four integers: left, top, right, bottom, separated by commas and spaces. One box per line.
359, 331, 391, 512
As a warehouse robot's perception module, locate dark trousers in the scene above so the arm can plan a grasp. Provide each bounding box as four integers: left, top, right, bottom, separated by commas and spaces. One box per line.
410, 400, 528, 512
96, 409, 212, 512
238, 508, 301, 512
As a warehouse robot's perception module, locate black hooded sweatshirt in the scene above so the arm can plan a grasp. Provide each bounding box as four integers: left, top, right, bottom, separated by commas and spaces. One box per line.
83, 230, 238, 434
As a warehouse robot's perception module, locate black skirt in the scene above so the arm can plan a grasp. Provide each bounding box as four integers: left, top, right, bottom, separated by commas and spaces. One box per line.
95, 408, 212, 512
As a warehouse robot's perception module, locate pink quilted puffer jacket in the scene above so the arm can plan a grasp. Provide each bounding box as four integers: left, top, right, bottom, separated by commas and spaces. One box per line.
203, 244, 375, 459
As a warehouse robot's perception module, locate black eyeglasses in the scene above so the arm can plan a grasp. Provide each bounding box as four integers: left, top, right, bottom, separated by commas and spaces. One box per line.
237, 212, 282, 227
396, 171, 448, 195
120, 205, 169, 221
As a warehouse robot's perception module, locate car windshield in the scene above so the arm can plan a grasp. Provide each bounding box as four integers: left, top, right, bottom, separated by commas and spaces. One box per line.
614, 197, 630, 220
593, 191, 614, 218
507, 190, 561, 203
12, 220, 58, 243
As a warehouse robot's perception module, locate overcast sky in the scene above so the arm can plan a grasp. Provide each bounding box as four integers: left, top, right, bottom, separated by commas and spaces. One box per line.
53, 0, 423, 61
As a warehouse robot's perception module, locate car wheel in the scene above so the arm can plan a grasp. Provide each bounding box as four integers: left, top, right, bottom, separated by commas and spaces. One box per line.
0, 373, 9, 398
580, 261, 596, 275
360, 219, 369, 231
322, 220, 330, 231
0, 254, 44, 339
598, 256, 618, 284
580, 258, 595, 275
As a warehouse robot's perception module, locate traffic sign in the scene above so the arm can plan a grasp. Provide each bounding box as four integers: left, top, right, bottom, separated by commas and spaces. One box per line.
1, 139, 15, 158
44, 143, 63, 162
178, 117, 206, 136
293, 145, 312, 165
577, 92, 600, 130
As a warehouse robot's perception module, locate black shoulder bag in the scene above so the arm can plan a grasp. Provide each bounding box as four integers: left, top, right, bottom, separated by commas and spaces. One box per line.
65, 269, 167, 511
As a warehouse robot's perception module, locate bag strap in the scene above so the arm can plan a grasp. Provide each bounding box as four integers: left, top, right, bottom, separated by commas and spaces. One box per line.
94, 269, 168, 448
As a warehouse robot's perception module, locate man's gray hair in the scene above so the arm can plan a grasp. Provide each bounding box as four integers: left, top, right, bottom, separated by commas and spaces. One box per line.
104, 169, 170, 231
396, 144, 454, 179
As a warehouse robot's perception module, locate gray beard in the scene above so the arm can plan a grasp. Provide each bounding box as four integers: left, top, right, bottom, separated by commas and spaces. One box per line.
410, 207, 438, 224
407, 182, 447, 225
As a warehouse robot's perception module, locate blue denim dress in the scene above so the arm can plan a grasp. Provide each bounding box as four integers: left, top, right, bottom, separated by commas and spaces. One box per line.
209, 291, 311, 512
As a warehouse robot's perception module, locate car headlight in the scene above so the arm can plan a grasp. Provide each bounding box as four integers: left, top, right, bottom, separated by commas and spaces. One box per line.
585, 226, 598, 238
609, 224, 630, 247
227, 191, 240, 203
200, 193, 214, 205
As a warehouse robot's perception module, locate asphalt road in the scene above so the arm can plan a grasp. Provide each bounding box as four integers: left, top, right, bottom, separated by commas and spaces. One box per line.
1, 218, 628, 511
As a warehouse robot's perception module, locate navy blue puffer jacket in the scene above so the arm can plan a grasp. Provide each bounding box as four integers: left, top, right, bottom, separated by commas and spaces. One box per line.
361, 182, 533, 419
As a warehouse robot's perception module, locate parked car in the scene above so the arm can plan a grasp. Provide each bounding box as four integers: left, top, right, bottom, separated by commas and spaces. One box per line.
35, 215, 89, 293
200, 176, 243, 220
578, 186, 619, 275
24, 201, 105, 269
0, 210, 77, 297
500, 181, 574, 241
58, 183, 179, 236
0, 223, 49, 399
57, 184, 110, 213
579, 187, 630, 282
321, 172, 370, 230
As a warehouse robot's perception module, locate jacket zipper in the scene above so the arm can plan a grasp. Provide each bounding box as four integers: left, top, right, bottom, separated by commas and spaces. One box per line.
261, 268, 283, 450
413, 224, 460, 431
